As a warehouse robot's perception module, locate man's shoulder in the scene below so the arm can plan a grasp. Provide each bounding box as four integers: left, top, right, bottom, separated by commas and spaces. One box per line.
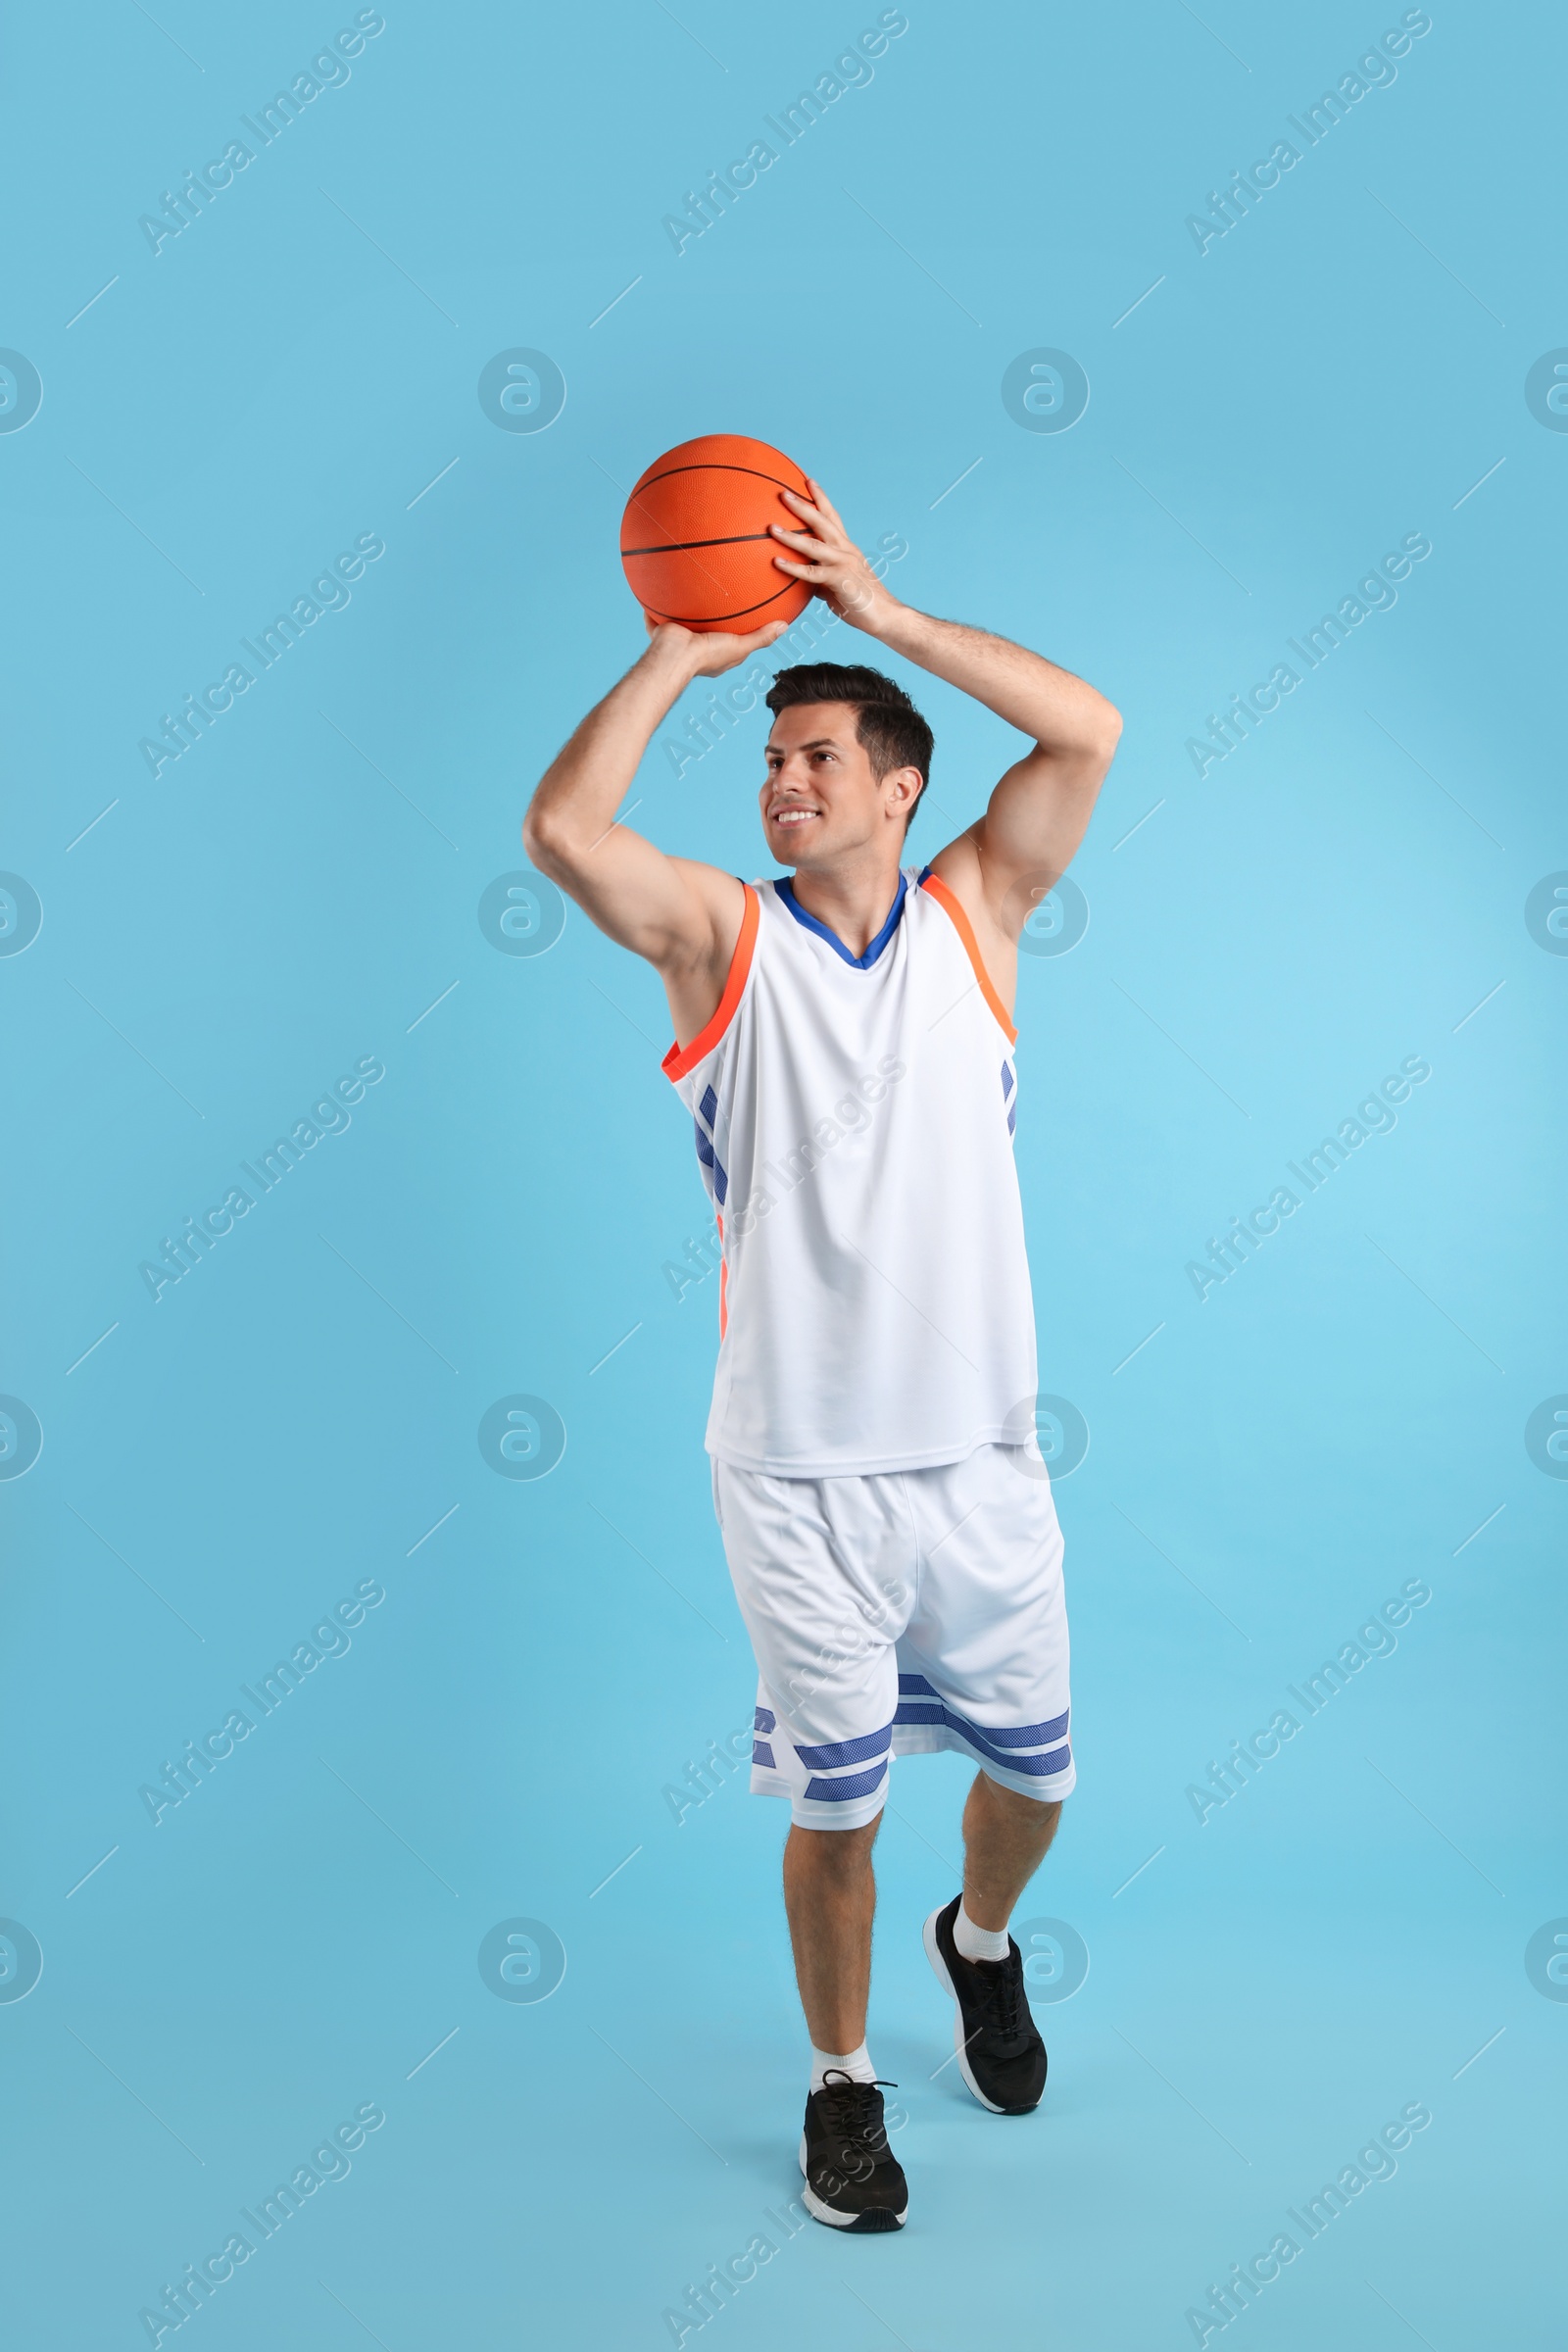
909, 834, 1018, 1031
663, 860, 754, 943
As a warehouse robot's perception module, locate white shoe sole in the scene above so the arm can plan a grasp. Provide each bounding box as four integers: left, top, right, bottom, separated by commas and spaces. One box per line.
922, 1905, 1008, 2114
798, 2133, 907, 2230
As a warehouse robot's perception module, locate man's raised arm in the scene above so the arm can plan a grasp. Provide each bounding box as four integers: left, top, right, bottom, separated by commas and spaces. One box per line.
880, 605, 1120, 927
768, 484, 1121, 940
522, 618, 784, 1034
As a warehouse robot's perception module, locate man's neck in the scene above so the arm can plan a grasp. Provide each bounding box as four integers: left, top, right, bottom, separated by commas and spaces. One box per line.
785, 851, 909, 957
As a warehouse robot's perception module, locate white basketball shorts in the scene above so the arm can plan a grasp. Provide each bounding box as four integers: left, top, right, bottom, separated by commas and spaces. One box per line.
710, 1442, 1073, 1831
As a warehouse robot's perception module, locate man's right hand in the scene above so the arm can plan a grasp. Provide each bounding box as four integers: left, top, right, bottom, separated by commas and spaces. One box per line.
643, 613, 790, 679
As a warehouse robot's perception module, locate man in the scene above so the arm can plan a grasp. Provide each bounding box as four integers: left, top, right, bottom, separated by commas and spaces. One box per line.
524, 480, 1120, 2231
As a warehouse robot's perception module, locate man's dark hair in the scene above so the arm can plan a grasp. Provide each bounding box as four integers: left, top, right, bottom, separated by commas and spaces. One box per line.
764, 662, 933, 828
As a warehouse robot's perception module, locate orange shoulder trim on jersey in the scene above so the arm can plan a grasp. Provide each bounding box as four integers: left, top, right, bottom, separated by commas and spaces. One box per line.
918, 871, 1018, 1044
662, 882, 760, 1081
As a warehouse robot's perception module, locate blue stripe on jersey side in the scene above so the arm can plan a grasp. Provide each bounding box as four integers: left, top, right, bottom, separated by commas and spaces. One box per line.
794, 1721, 894, 1770
699, 1083, 718, 1129
775, 869, 908, 969
692, 1119, 729, 1201
898, 1672, 938, 1695
803, 1758, 890, 1802
1002, 1061, 1014, 1100
753, 1740, 776, 1768
1007, 1102, 1017, 1137
754, 1705, 776, 1733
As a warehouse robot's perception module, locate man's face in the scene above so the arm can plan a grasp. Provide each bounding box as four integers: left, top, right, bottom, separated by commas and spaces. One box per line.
760, 703, 917, 866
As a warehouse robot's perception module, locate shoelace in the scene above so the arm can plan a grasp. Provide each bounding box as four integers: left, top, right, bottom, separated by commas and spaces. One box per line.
815, 2070, 896, 2165
972, 1954, 1028, 2041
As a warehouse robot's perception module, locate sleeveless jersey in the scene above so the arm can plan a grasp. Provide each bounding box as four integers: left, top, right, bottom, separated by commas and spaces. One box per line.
662, 864, 1038, 1477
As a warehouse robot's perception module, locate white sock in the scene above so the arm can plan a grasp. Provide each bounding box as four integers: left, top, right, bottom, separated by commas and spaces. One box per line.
954, 1900, 1010, 1964
810, 2041, 876, 2092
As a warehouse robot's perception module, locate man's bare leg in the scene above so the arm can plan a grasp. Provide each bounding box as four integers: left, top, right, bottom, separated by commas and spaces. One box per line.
788, 1815, 908, 2230
783, 1817, 881, 2053
784, 1782, 1056, 2045
921, 1776, 1060, 2118
961, 1773, 1061, 1932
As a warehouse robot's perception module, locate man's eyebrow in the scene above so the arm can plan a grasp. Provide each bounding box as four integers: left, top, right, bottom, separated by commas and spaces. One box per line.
769, 736, 842, 752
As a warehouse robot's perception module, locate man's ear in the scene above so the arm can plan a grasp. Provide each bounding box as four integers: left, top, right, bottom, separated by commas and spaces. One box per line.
884, 765, 922, 820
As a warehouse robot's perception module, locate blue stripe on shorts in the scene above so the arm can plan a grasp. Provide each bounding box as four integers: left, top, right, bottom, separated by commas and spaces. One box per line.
893, 1677, 1071, 1779
794, 1721, 894, 1770
802, 1758, 890, 1803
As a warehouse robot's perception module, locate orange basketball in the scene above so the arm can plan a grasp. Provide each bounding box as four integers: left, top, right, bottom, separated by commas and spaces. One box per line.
620, 433, 814, 633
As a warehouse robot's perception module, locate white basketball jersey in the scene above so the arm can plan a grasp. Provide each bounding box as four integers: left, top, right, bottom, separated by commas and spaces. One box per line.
663, 864, 1038, 1477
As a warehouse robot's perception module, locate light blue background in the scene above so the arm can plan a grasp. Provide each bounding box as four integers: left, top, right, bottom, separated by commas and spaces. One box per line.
4, 2, 1563, 2345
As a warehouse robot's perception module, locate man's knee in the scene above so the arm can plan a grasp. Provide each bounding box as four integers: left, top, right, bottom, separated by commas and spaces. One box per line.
975, 1773, 1061, 1826
788, 1816, 882, 1870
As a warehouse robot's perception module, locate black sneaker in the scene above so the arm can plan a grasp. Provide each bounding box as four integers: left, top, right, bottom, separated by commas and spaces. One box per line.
799, 2071, 907, 2231
923, 1896, 1047, 2115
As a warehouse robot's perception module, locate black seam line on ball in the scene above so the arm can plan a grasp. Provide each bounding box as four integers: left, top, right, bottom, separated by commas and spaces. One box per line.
630, 462, 804, 497
645, 587, 803, 623
622, 530, 777, 557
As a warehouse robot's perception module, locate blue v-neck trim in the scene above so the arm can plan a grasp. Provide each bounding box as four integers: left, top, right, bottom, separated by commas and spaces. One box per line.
775, 869, 909, 969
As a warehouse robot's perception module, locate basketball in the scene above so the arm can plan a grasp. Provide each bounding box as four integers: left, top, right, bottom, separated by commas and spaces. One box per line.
619, 433, 815, 633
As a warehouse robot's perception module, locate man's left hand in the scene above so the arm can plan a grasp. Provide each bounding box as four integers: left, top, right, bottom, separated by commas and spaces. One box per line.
769, 482, 901, 638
